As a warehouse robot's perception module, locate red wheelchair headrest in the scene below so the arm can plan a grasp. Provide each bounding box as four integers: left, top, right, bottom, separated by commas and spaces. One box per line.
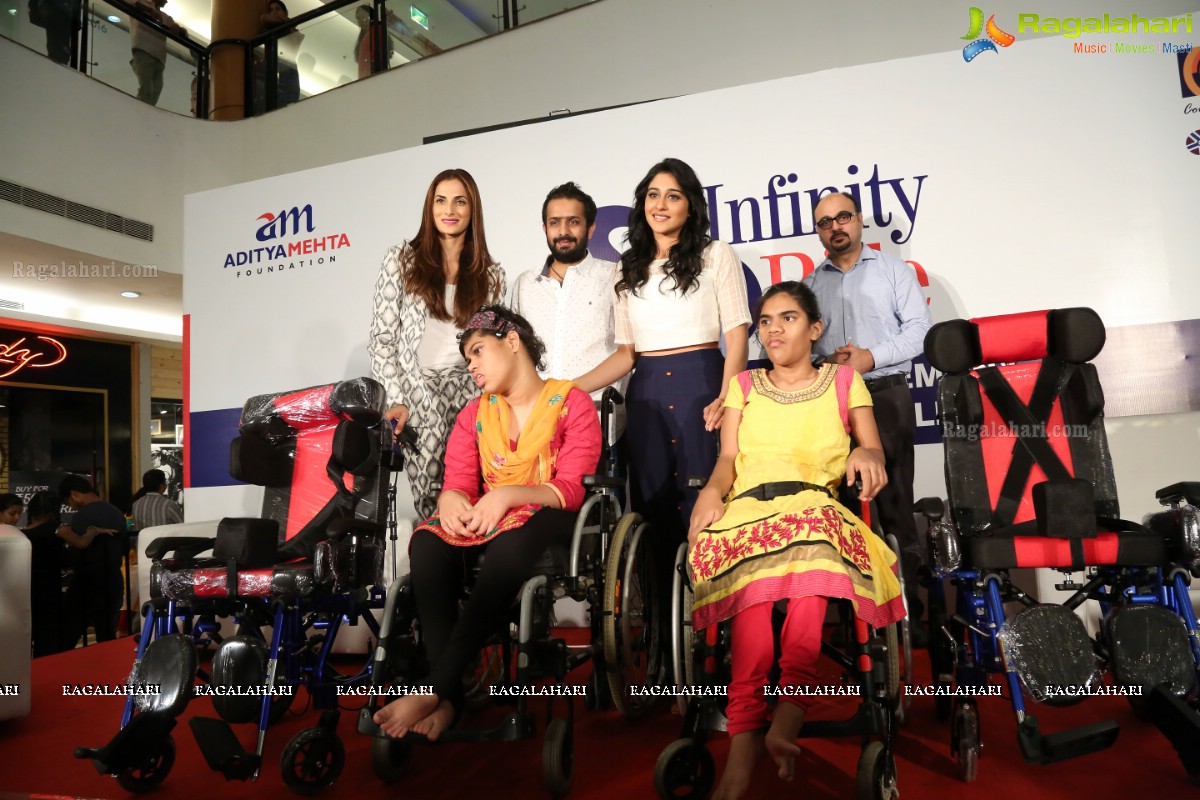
924, 307, 1105, 374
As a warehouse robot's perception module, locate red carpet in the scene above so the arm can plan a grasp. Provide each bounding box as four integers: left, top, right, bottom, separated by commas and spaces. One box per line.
0, 635, 1192, 799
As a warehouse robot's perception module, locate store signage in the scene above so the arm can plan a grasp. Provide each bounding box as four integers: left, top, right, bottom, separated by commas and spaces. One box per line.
0, 335, 68, 379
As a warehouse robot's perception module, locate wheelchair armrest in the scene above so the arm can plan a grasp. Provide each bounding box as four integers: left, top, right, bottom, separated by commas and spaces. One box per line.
145, 536, 215, 562
1157, 482, 1200, 506
582, 474, 625, 490
600, 387, 625, 407
326, 517, 384, 541
913, 497, 946, 522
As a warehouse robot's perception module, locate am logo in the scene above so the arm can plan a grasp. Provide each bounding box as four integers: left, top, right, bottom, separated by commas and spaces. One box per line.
256, 204, 315, 242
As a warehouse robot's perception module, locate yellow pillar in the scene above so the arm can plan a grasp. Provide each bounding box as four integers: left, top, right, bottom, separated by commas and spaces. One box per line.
209, 0, 265, 120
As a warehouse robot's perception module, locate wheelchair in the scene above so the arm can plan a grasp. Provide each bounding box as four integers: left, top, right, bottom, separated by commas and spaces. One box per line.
653, 479, 906, 800
914, 307, 1200, 781
75, 378, 398, 794
345, 386, 664, 798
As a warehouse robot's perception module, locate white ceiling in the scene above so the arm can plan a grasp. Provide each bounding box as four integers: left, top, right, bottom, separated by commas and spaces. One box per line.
0, 232, 183, 343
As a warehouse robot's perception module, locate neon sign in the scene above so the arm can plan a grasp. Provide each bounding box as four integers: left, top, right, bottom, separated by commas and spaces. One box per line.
0, 335, 68, 379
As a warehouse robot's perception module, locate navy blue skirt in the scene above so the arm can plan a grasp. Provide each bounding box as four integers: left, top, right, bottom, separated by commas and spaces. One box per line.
625, 348, 725, 548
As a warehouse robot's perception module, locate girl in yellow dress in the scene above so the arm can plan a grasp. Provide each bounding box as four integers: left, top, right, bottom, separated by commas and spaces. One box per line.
687, 281, 905, 800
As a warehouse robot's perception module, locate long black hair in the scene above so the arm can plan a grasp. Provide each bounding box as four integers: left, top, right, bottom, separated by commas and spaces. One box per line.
616, 158, 711, 298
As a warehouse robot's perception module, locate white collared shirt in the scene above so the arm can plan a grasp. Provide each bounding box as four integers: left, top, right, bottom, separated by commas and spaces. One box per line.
510, 253, 628, 403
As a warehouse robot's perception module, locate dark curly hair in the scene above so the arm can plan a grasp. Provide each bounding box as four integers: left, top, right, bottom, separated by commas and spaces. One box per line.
458, 304, 547, 372
616, 158, 711, 298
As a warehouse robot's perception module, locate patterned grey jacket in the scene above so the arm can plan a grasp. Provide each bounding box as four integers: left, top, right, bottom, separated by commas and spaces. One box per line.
368, 243, 506, 426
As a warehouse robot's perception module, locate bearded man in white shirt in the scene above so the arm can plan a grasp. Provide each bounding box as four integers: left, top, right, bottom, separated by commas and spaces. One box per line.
511, 182, 628, 409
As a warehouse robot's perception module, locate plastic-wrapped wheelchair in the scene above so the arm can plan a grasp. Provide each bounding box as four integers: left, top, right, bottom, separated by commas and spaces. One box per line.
76, 378, 397, 794
915, 308, 1200, 781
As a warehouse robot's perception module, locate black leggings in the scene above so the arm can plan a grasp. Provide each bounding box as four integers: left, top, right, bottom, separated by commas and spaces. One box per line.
410, 508, 574, 707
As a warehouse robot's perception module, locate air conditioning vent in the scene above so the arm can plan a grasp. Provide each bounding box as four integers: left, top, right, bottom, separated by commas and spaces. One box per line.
0, 178, 154, 242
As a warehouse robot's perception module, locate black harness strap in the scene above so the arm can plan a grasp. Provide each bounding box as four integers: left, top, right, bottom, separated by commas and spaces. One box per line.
977, 360, 1071, 528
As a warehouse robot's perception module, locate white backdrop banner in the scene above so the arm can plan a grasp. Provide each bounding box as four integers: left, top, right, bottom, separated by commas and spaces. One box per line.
183, 33, 1200, 518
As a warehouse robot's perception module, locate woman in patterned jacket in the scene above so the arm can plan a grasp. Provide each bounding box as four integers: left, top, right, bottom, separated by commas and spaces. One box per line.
369, 168, 505, 518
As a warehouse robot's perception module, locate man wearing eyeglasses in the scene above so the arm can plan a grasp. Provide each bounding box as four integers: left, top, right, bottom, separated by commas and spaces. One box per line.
804, 191, 933, 641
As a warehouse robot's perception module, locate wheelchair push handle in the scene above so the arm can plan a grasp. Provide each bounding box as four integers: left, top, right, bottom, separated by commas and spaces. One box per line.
390, 419, 419, 452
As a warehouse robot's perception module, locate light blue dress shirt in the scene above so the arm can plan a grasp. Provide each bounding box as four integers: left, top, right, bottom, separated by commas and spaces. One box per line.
803, 247, 932, 381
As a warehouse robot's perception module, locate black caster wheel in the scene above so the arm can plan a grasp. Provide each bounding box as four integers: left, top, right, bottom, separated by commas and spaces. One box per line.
542, 718, 573, 799
116, 733, 176, 793
653, 738, 715, 799
952, 700, 981, 783
371, 736, 413, 784
855, 740, 899, 800
281, 727, 345, 795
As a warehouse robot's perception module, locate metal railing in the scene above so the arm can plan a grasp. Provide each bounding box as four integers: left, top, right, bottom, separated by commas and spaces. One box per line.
4, 0, 600, 119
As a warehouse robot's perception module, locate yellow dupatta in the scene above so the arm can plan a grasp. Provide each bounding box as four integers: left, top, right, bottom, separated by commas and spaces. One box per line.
476, 378, 575, 491
414, 377, 576, 547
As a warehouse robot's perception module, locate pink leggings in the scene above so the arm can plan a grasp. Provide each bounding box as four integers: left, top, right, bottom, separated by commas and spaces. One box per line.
725, 596, 828, 737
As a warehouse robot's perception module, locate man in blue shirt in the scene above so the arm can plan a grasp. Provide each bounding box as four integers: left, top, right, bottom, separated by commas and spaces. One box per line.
804, 191, 933, 636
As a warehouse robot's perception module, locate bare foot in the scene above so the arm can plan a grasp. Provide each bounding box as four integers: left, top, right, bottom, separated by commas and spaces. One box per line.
711, 731, 764, 800
411, 699, 456, 741
765, 702, 806, 781
372, 692, 439, 738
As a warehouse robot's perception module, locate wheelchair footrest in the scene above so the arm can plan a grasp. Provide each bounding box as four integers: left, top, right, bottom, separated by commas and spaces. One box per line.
74, 712, 177, 774
189, 717, 261, 781
1017, 715, 1119, 765
1146, 684, 1200, 779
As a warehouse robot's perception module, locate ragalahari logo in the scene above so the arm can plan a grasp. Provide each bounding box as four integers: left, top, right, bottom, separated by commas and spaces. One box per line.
1180, 46, 1200, 98
961, 7, 1016, 62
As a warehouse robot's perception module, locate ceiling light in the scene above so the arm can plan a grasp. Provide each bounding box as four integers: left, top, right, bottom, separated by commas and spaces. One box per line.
120, 291, 141, 298
159, 409, 168, 414
7, 9, 18, 17
107, 14, 120, 23
410, 5, 429, 29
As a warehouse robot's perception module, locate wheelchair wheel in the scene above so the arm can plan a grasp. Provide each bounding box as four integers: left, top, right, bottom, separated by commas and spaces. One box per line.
855, 740, 898, 800
952, 700, 980, 783
370, 736, 412, 784
653, 738, 716, 799
670, 542, 697, 710
603, 513, 661, 718
280, 727, 345, 795
882, 623, 901, 701
115, 733, 175, 793
542, 718, 573, 799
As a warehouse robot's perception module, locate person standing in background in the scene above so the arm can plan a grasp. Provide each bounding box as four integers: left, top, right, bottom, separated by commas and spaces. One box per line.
130, 0, 186, 106
261, 0, 303, 107
804, 191, 933, 641
130, 468, 183, 529
21, 491, 73, 656
58, 476, 125, 644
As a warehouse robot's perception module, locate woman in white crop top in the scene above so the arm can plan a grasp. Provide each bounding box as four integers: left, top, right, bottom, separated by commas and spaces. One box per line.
369, 168, 505, 518
581, 157, 750, 605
